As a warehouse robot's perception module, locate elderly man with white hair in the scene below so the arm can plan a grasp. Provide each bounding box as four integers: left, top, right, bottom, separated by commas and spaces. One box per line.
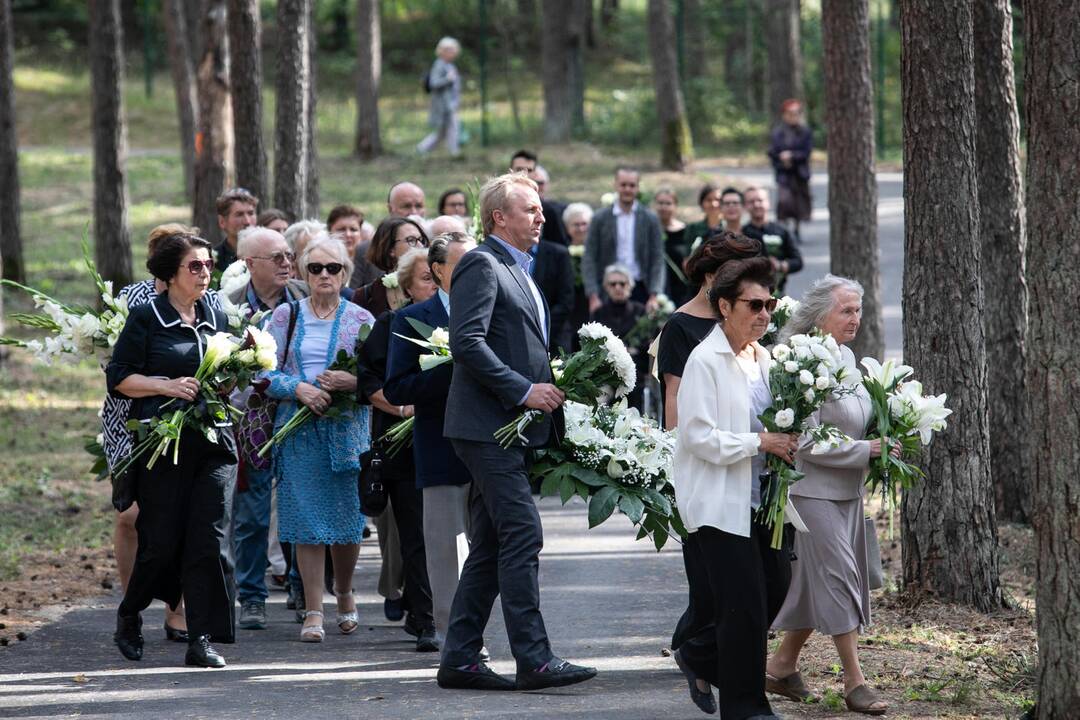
417, 37, 462, 157
228, 226, 310, 632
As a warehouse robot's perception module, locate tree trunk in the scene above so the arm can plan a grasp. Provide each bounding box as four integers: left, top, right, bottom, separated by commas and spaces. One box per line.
305, 0, 319, 216
193, 0, 234, 248
227, 0, 267, 203
567, 0, 588, 138
975, 0, 1029, 524
1023, 1, 1080, 716
821, 0, 882, 361
765, 0, 804, 119
162, 0, 198, 201
353, 0, 382, 160
647, 0, 694, 170
183, 0, 202, 66
273, 0, 311, 220
600, 0, 618, 29
899, 0, 1002, 612
682, 0, 708, 136
88, 0, 134, 287
0, 0, 23, 284
541, 0, 573, 143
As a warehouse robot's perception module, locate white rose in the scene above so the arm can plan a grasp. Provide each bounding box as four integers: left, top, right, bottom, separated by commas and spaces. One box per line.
381, 273, 400, 289
235, 349, 256, 366
772, 344, 791, 360
814, 376, 830, 390
606, 456, 627, 479
783, 360, 799, 373
795, 345, 812, 361
804, 388, 816, 403
774, 408, 795, 429
798, 369, 815, 386
429, 327, 450, 347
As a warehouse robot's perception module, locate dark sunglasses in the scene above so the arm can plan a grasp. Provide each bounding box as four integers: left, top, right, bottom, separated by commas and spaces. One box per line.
187, 259, 214, 275
605, 280, 629, 288
250, 251, 295, 266
307, 262, 344, 276
735, 297, 778, 314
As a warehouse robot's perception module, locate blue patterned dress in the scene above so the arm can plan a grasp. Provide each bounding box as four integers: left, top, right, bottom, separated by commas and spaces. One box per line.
263, 298, 373, 545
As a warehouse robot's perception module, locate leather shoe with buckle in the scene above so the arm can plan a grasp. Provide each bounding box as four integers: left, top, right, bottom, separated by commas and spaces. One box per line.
114, 613, 143, 661
185, 635, 226, 668
437, 663, 516, 691
515, 656, 597, 691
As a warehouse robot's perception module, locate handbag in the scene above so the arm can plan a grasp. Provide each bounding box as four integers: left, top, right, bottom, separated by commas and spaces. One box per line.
235, 301, 299, 467
864, 515, 884, 590
358, 441, 388, 516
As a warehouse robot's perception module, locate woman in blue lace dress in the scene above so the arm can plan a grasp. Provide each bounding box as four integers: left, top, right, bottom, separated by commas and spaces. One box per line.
263, 233, 374, 643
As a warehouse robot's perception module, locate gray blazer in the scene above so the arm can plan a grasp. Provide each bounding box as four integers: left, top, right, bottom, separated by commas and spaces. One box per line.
791, 345, 873, 501
581, 203, 665, 298
444, 237, 556, 446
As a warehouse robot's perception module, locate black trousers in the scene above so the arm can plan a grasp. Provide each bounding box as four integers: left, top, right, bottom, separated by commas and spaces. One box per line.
443, 440, 551, 672
119, 429, 237, 642
677, 521, 792, 720
383, 467, 434, 629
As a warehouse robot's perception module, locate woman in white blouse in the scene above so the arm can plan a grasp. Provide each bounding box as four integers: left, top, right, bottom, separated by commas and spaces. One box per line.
671, 256, 799, 720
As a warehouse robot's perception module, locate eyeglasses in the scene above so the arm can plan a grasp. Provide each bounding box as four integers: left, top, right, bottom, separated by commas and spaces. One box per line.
250, 251, 295, 266
397, 235, 428, 248
187, 259, 214, 275
307, 262, 344, 276
735, 297, 778, 314
605, 280, 629, 288
721, 200, 743, 207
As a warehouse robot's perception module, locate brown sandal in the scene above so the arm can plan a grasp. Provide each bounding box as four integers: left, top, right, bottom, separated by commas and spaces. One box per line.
845, 684, 888, 715
765, 670, 813, 701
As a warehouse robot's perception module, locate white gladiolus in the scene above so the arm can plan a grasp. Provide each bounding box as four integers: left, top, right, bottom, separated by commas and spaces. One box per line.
774, 408, 795, 429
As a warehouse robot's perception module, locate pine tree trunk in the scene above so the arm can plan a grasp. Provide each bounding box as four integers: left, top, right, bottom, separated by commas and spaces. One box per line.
273, 0, 310, 220
899, 0, 1002, 612
193, 1, 234, 248
541, 0, 573, 144
821, 0, 882, 360
353, 0, 381, 160
567, 0, 588, 138
183, 0, 202, 67
1023, 1, 1080, 716
0, 0, 23, 284
682, 0, 708, 136
227, 0, 267, 202
305, 0, 319, 216
765, 0, 804, 118
89, 0, 133, 287
162, 0, 198, 202
647, 0, 693, 170
975, 0, 1029, 524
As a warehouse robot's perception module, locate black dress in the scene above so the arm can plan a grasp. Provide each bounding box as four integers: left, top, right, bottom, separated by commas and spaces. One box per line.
656, 311, 716, 429
663, 226, 692, 306
106, 293, 237, 642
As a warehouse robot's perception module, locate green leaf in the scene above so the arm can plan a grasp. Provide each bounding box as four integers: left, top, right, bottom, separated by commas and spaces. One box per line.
405, 316, 438, 339
618, 494, 645, 524
539, 468, 563, 498
587, 486, 619, 528
571, 466, 608, 488
642, 487, 672, 515
651, 522, 669, 552
558, 474, 577, 504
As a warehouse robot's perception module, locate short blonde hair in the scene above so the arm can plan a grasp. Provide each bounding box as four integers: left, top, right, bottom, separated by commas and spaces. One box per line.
298, 232, 354, 284
436, 37, 460, 55
479, 173, 539, 237
394, 248, 430, 296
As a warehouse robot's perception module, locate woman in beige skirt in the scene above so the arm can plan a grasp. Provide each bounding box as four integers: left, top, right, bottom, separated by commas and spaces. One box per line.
766, 275, 897, 716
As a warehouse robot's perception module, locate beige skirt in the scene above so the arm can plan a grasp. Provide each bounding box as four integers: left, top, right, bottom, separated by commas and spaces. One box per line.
772, 495, 871, 636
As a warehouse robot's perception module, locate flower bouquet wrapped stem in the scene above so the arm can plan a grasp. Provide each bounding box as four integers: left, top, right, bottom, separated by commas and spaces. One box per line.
378, 319, 452, 458
757, 332, 853, 549
494, 323, 637, 448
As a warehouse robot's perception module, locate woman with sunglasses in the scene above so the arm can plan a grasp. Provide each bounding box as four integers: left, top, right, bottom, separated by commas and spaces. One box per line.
669, 256, 799, 719
351, 217, 430, 315
107, 233, 235, 668
589, 264, 648, 411
262, 234, 374, 643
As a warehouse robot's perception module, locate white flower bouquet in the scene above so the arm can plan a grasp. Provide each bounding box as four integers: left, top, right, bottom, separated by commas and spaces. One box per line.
216, 260, 270, 334
114, 327, 277, 477
861, 357, 952, 531
493, 322, 637, 448
757, 332, 853, 548
760, 295, 799, 347
379, 319, 452, 457
532, 399, 685, 550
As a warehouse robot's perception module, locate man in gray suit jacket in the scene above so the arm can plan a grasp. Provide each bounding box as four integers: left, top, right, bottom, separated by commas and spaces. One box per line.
438, 173, 597, 692
582, 167, 665, 314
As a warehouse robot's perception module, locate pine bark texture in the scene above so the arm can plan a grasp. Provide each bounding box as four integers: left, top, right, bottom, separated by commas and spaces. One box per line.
273, 0, 311, 220
304, 0, 319, 215
974, 0, 1029, 524
353, 0, 381, 159
227, 0, 267, 202
0, 0, 23, 284
162, 0, 198, 201
88, 0, 133, 287
765, 0, 804, 117
193, 1, 234, 248
821, 0, 882, 361
541, 0, 574, 143
681, 0, 708, 134
647, 0, 693, 170
899, 0, 1002, 612
1023, 1, 1080, 716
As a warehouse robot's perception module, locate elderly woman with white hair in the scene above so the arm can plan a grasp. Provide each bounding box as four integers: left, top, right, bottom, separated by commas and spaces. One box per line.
417, 36, 462, 157
262, 233, 375, 643
765, 274, 894, 716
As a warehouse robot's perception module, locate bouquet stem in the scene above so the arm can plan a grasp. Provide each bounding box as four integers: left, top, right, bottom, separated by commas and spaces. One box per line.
258, 406, 311, 458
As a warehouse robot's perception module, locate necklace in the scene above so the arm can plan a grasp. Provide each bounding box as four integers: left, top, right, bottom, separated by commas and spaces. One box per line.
311, 297, 340, 320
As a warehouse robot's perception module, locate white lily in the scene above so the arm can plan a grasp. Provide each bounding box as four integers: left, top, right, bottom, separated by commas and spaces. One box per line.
861, 356, 914, 389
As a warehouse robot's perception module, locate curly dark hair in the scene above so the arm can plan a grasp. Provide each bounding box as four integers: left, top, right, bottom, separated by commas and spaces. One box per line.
146, 233, 212, 282
367, 216, 429, 272
707, 256, 775, 320
684, 231, 762, 287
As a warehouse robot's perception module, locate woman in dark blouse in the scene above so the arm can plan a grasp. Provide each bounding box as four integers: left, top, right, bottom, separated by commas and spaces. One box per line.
106, 232, 235, 669
653, 188, 691, 306
353, 217, 430, 315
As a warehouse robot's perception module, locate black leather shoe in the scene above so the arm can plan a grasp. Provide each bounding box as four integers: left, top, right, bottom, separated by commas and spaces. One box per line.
437, 663, 516, 691
403, 613, 423, 637
185, 635, 226, 668
515, 656, 597, 691
384, 597, 404, 622
674, 648, 717, 714
114, 613, 143, 661
164, 621, 189, 643
416, 627, 439, 652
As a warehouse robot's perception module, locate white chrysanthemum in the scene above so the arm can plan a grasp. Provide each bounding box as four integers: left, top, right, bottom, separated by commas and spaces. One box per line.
603, 335, 637, 396
774, 408, 795, 429
783, 360, 799, 373
578, 322, 617, 343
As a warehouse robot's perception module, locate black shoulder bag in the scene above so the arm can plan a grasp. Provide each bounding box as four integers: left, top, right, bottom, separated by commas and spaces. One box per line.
355, 323, 388, 516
